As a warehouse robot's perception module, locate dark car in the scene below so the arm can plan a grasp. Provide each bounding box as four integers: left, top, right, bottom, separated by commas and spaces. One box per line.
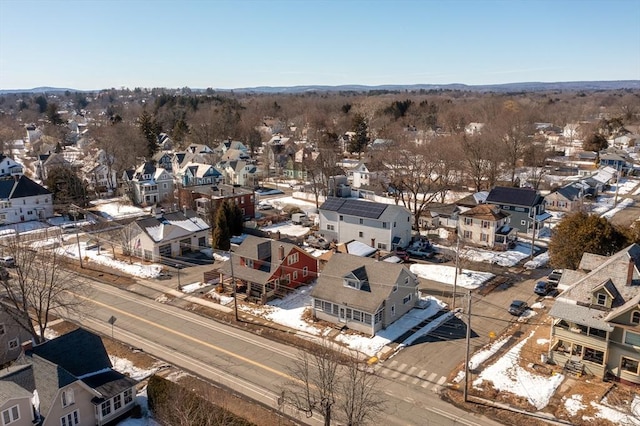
534, 280, 552, 296
508, 300, 529, 316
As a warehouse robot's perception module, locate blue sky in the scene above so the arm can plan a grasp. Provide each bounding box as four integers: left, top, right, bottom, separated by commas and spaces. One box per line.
1, 0, 639, 90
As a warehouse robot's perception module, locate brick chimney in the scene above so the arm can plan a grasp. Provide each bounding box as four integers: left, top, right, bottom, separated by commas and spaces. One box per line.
278, 245, 285, 261
628, 256, 636, 286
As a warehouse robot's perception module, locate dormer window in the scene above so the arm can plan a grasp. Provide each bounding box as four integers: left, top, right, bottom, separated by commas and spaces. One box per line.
596, 293, 607, 306
344, 279, 360, 289
632, 311, 640, 325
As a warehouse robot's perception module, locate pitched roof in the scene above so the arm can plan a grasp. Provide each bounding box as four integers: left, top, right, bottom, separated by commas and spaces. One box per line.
217, 236, 306, 284
486, 186, 542, 207
31, 328, 112, 377
0, 175, 51, 199
549, 244, 640, 328
320, 197, 390, 219
311, 253, 417, 313
135, 210, 209, 242
459, 204, 509, 221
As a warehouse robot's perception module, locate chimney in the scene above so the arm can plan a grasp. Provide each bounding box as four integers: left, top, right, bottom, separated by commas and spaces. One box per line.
279, 245, 285, 261
371, 238, 376, 248
276, 230, 281, 240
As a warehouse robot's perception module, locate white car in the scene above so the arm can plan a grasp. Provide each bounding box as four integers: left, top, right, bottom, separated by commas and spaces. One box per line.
257, 202, 273, 210
0, 256, 15, 267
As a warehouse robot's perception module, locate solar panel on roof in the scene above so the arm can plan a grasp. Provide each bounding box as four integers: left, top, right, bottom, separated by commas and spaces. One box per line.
320, 197, 346, 211
341, 199, 387, 219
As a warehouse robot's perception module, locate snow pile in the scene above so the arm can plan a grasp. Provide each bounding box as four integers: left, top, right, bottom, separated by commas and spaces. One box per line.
91, 198, 148, 219
523, 251, 549, 269
588, 400, 640, 425
110, 356, 158, 381
453, 334, 512, 383
473, 331, 564, 410
461, 242, 537, 267
179, 282, 208, 294
410, 264, 494, 289
564, 394, 586, 416
57, 242, 162, 278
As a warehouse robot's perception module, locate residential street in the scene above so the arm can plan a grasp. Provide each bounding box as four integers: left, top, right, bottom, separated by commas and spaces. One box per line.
68, 274, 503, 426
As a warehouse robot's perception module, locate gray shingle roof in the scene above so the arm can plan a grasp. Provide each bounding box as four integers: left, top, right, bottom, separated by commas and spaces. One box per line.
311, 253, 416, 314
0, 175, 51, 200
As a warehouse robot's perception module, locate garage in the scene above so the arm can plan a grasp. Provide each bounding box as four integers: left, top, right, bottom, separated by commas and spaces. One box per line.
159, 244, 171, 258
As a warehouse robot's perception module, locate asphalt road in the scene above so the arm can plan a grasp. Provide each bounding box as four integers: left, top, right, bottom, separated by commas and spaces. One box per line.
68, 276, 503, 426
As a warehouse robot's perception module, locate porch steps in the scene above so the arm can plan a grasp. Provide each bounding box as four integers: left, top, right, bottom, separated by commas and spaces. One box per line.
564, 360, 584, 376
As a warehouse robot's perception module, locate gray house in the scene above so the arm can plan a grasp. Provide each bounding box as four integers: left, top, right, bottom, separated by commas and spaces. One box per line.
548, 244, 640, 385
311, 253, 419, 336
485, 186, 548, 234
318, 197, 412, 251
1, 328, 138, 426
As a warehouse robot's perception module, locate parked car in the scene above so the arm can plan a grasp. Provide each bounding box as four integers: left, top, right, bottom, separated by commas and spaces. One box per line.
548, 269, 563, 285
306, 235, 330, 250
0, 256, 15, 267
394, 248, 410, 262
508, 300, 529, 316
257, 201, 273, 210
534, 280, 553, 296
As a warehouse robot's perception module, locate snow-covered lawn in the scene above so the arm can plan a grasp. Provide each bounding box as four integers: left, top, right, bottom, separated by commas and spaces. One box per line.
261, 221, 310, 237
562, 394, 640, 425
410, 264, 494, 289
473, 330, 564, 410
57, 241, 163, 278
91, 197, 149, 219
460, 242, 540, 267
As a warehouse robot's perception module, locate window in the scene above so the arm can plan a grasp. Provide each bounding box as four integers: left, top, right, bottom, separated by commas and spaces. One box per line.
60, 410, 79, 426
293, 271, 298, 280
353, 310, 362, 322
624, 331, 640, 347
113, 394, 122, 411
244, 258, 254, 268
481, 220, 490, 228
390, 305, 396, 317
464, 218, 472, 225
303, 266, 308, 277
7, 339, 18, 350
374, 310, 383, 324
101, 400, 111, 417
377, 243, 387, 250
480, 233, 489, 242
2, 405, 19, 425
339, 215, 344, 221
287, 252, 299, 265
632, 311, 640, 325
359, 218, 363, 224
588, 327, 607, 339
345, 279, 359, 289
327, 224, 334, 231
392, 283, 398, 292
358, 231, 363, 238
621, 357, 640, 375
382, 222, 387, 228
61, 389, 74, 407
463, 230, 472, 239
403, 294, 412, 304
596, 293, 607, 306
583, 347, 604, 364
364, 313, 372, 324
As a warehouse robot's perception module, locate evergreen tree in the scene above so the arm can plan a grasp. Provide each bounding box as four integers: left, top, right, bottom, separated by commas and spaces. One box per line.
212, 206, 231, 251
223, 200, 244, 236
349, 113, 369, 158
548, 212, 628, 269
138, 110, 161, 159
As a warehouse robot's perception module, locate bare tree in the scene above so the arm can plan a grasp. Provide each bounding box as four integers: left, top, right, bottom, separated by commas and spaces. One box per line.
0, 239, 86, 343
283, 341, 383, 426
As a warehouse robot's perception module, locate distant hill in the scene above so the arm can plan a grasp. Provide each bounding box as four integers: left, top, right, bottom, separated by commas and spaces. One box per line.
1, 80, 638, 95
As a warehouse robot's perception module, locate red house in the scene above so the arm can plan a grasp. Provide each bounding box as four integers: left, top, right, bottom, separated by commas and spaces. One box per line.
216, 235, 318, 304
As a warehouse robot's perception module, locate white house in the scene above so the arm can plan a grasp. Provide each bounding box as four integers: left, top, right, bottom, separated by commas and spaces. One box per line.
0, 154, 23, 178
318, 197, 412, 251
124, 209, 210, 262
219, 160, 258, 187
122, 162, 174, 206
0, 176, 53, 225
351, 161, 389, 189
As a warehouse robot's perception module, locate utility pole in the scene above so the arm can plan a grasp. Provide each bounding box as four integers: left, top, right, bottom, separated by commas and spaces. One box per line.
230, 251, 238, 321
452, 233, 460, 310
530, 213, 537, 260
464, 290, 472, 403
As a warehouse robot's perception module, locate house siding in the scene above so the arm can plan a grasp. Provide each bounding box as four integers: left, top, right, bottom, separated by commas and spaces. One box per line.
42, 383, 95, 426
0, 398, 33, 426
